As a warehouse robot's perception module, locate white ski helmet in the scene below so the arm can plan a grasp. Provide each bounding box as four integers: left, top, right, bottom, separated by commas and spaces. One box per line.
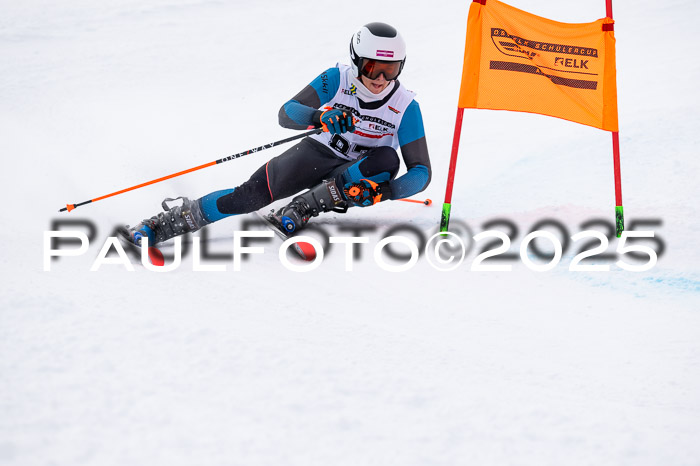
349, 22, 406, 80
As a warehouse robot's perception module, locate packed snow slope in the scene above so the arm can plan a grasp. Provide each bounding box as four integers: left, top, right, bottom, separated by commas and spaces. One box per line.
1, 0, 699, 465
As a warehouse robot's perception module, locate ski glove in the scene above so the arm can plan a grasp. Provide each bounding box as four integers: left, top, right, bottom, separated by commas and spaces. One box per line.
318, 108, 355, 135
343, 179, 392, 207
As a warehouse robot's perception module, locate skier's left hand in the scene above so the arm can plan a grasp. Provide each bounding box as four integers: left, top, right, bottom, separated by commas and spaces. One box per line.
343, 179, 392, 207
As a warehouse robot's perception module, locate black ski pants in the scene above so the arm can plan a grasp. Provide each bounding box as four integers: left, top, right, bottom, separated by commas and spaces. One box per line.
208, 137, 400, 216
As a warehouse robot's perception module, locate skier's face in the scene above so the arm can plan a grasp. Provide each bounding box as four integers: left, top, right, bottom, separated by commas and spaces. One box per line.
360, 73, 391, 94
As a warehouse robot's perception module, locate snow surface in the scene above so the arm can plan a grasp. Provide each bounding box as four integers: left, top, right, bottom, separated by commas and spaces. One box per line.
1, 0, 699, 465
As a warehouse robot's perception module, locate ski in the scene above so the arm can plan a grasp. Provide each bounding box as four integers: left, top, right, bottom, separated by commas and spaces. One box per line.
116, 227, 165, 266
254, 210, 317, 261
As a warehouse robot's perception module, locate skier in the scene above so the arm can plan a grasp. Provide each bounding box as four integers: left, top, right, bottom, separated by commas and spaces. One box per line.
120, 21, 431, 246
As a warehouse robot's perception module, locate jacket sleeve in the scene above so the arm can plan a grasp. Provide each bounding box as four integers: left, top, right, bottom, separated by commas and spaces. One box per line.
278, 67, 341, 130
388, 100, 431, 200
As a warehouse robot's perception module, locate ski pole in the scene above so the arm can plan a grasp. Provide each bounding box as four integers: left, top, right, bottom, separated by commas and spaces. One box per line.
59, 128, 323, 213
398, 198, 432, 206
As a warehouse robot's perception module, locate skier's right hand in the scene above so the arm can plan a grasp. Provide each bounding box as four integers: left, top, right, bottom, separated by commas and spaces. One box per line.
318, 108, 355, 135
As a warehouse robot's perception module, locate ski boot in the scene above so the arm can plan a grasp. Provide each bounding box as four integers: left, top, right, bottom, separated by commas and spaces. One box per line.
263, 179, 348, 236
119, 197, 210, 247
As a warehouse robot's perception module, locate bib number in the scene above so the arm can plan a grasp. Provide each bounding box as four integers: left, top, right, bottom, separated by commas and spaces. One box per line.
330, 134, 373, 158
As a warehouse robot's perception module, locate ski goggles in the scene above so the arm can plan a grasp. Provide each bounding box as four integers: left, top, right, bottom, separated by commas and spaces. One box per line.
359, 58, 403, 81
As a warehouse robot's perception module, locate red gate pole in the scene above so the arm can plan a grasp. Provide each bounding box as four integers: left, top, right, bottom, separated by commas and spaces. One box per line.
607, 0, 624, 237
440, 107, 465, 232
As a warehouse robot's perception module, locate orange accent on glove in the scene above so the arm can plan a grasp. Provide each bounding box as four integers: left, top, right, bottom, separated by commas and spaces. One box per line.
319, 106, 334, 133
363, 179, 381, 204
